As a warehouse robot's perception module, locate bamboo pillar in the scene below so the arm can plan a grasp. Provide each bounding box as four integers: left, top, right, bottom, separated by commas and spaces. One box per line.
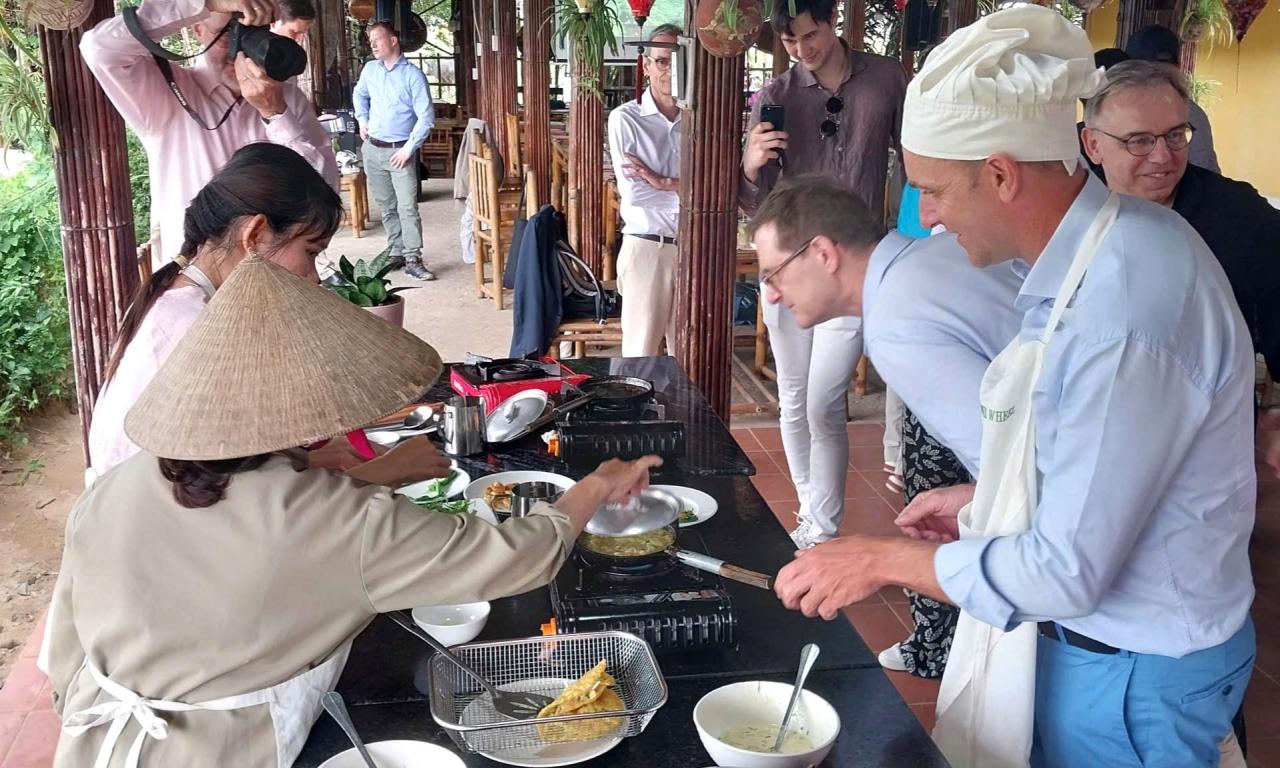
1115, 0, 1159, 47
458, 0, 477, 112
478, 0, 518, 161
39, 0, 139, 463
567, 47, 605, 272
843, 0, 866, 50
523, 0, 552, 204
673, 15, 745, 420
946, 0, 978, 33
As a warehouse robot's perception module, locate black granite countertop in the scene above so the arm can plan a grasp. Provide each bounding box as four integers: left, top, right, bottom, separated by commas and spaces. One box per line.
295, 669, 948, 767
424, 357, 755, 481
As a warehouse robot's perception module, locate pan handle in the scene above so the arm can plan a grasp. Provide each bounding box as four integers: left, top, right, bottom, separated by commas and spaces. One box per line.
670, 549, 775, 590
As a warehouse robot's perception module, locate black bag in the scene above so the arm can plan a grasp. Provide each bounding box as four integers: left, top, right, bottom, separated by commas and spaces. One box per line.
558, 240, 621, 322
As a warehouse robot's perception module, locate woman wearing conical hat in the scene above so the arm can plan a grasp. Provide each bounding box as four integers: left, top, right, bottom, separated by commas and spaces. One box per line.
41, 254, 662, 768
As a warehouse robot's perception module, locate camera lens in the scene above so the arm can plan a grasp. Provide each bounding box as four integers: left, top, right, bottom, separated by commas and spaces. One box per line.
233, 23, 307, 81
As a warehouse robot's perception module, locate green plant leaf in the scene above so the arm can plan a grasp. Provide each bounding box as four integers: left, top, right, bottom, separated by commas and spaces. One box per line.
386, 286, 418, 297
350, 290, 374, 307
354, 258, 374, 281
363, 279, 389, 304
339, 254, 356, 282
373, 262, 396, 280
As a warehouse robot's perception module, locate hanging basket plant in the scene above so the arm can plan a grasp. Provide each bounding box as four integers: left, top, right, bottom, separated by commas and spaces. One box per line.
697, 0, 765, 57
551, 0, 622, 100
1179, 0, 1236, 45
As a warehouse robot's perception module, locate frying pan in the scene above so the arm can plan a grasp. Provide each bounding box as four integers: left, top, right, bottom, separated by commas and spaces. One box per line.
576, 526, 775, 590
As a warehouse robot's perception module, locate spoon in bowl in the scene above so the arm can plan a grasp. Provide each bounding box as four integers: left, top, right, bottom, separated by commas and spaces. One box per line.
321, 691, 378, 768
773, 643, 820, 753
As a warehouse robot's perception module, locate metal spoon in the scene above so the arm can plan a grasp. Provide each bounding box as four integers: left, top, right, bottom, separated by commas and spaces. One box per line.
386, 610, 553, 720
321, 691, 379, 768
773, 643, 820, 752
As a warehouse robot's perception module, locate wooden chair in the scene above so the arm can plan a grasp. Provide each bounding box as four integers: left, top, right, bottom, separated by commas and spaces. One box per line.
550, 141, 568, 212
467, 134, 522, 309
601, 178, 621, 282
548, 317, 623, 359
339, 172, 369, 238
504, 112, 522, 182
137, 238, 154, 285
420, 128, 455, 178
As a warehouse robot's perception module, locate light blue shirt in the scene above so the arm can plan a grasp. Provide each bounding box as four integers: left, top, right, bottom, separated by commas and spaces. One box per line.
353, 56, 434, 151
862, 231, 1024, 474
935, 174, 1256, 658
896, 183, 930, 239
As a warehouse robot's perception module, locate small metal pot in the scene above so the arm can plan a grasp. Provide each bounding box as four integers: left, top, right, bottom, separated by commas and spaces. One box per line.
510, 481, 563, 518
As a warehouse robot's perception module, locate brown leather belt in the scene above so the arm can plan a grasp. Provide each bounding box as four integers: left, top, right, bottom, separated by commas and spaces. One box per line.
629, 233, 678, 246
367, 137, 408, 149
1038, 622, 1120, 655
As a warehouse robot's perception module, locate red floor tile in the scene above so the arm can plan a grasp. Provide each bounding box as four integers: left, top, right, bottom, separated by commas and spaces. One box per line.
1254, 598, 1280, 679
1, 709, 58, 768
842, 604, 910, 656
838, 508, 903, 538
0, 659, 47, 714
1244, 671, 1280, 740
843, 471, 885, 501
751, 474, 799, 504
1248, 738, 1280, 768
909, 703, 936, 734
16, 620, 43, 662
847, 422, 886, 447
731, 429, 762, 452
880, 587, 911, 605
745, 451, 782, 476
0, 712, 25, 765
848, 445, 885, 472
750, 427, 784, 451
768, 500, 800, 530
887, 668, 943, 707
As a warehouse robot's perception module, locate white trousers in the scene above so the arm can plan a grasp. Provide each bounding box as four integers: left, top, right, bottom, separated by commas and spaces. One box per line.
763, 299, 863, 538
617, 236, 679, 358
884, 386, 905, 472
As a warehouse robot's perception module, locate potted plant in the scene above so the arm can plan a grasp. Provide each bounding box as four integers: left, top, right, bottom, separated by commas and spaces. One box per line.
328, 253, 414, 327
551, 0, 622, 99
696, 0, 765, 57
1179, 0, 1233, 45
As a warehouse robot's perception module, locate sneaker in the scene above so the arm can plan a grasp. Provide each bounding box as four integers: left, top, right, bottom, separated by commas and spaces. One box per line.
386, 252, 406, 269
404, 261, 436, 281
789, 515, 826, 550
878, 643, 908, 672
886, 473, 905, 494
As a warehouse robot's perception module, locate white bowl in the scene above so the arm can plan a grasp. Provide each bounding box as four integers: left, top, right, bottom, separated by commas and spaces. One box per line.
693, 681, 840, 768
317, 739, 465, 768
411, 601, 491, 646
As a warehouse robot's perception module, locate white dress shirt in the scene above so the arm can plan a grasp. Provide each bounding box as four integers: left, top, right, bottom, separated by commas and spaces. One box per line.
607, 89, 681, 238
862, 231, 1024, 474
935, 173, 1256, 658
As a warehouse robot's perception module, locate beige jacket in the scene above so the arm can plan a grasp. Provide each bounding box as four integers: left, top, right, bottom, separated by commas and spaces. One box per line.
45, 453, 574, 767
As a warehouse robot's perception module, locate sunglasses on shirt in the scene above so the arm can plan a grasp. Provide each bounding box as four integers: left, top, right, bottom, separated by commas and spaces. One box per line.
820, 96, 843, 139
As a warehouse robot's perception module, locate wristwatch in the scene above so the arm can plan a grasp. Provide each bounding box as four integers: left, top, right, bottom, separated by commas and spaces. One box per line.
261, 111, 285, 125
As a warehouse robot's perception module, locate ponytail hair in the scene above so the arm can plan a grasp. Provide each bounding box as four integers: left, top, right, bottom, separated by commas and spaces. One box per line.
158, 454, 273, 508
104, 143, 343, 383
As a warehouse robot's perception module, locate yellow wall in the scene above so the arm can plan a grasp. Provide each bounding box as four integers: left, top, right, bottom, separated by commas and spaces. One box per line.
1087, 2, 1280, 197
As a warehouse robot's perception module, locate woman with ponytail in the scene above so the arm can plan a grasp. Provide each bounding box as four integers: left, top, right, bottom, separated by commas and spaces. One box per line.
87, 142, 343, 478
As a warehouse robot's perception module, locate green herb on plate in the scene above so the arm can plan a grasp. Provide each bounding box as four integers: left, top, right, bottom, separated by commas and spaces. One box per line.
679, 505, 698, 524
413, 498, 473, 515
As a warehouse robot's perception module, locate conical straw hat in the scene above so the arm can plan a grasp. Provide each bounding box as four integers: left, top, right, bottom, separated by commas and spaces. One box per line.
125, 254, 443, 460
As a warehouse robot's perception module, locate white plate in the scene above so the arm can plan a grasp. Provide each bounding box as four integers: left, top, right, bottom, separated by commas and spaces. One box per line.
464, 471, 576, 516
395, 465, 471, 501
458, 678, 624, 767
317, 739, 465, 768
651, 485, 719, 527
487, 389, 550, 443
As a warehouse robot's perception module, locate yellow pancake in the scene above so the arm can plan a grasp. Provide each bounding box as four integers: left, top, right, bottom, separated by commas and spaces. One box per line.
535, 660, 625, 742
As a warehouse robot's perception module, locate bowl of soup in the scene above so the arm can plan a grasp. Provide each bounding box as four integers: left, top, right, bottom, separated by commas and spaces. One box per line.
693, 681, 840, 768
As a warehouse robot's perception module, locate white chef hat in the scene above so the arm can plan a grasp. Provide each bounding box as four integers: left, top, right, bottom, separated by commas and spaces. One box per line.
902, 5, 1104, 168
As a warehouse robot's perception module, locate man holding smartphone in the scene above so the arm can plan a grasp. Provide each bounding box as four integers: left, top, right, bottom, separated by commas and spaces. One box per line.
739, 0, 907, 549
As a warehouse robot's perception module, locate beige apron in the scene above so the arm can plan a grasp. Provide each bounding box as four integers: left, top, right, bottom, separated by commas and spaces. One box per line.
60, 641, 351, 768
932, 195, 1120, 768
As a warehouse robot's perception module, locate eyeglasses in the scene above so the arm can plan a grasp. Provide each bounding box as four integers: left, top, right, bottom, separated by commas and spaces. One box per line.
1093, 124, 1195, 157
646, 56, 673, 70
820, 96, 843, 139
759, 237, 815, 288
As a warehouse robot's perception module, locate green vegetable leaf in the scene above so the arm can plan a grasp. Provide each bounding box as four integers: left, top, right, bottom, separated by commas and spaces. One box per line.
338, 254, 356, 282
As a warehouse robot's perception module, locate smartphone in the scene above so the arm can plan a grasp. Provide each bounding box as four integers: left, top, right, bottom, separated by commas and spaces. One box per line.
759, 104, 786, 167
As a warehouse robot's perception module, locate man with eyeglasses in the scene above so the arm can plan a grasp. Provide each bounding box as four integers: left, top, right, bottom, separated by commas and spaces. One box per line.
607, 24, 682, 356
1082, 60, 1280, 383
739, 0, 908, 550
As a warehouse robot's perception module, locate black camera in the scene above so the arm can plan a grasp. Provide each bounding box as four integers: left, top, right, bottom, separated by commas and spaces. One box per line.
225, 15, 307, 82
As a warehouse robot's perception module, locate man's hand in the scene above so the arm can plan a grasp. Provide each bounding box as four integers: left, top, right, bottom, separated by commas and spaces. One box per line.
391, 148, 414, 169
1260, 410, 1280, 479
207, 0, 277, 26
775, 536, 885, 620
894, 483, 975, 543
235, 54, 286, 119
623, 153, 675, 192
359, 123, 370, 141
742, 121, 787, 183
587, 456, 664, 503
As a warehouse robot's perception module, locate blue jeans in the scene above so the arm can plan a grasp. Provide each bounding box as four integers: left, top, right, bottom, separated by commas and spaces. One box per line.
1031, 618, 1254, 767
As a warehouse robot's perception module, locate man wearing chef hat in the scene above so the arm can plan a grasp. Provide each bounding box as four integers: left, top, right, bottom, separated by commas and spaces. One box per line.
773, 6, 1257, 768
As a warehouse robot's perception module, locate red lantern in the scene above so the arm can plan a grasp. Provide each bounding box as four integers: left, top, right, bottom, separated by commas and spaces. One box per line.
627, 0, 656, 28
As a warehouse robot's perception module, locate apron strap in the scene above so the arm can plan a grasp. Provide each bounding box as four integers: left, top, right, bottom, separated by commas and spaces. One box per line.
1039, 194, 1121, 346
181, 264, 217, 300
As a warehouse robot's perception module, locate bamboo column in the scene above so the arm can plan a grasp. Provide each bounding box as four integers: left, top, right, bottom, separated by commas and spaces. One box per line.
567, 47, 605, 272
673, 14, 745, 420
1115, 0, 1158, 47
946, 0, 978, 33
39, 0, 139, 462
523, 0, 553, 204
477, 0, 518, 163
458, 0, 477, 113
843, 0, 866, 49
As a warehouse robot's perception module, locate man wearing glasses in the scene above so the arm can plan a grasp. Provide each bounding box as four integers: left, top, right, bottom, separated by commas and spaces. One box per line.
607, 24, 683, 356
1082, 61, 1279, 384
738, 0, 908, 550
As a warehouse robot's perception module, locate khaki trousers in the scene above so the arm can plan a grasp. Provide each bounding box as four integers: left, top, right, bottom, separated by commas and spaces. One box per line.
617, 235, 678, 357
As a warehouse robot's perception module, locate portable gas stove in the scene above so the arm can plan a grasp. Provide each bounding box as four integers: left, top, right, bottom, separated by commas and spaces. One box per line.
450, 358, 589, 413
549, 528, 737, 650
555, 390, 686, 467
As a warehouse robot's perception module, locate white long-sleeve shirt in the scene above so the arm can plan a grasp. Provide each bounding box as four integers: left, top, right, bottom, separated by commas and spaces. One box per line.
607, 89, 681, 238
80, 0, 338, 266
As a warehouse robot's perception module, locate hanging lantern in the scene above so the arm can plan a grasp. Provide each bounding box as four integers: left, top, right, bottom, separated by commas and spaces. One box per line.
626, 0, 657, 28
1225, 0, 1268, 40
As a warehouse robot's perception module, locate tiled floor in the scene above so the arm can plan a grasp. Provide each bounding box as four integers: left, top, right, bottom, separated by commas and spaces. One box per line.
1, 423, 1277, 766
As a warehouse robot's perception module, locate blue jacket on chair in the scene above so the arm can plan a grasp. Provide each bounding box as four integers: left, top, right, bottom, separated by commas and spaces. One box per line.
509, 205, 565, 358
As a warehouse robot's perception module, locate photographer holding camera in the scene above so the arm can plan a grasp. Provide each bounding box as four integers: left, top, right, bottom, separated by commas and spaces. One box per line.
82, 0, 338, 268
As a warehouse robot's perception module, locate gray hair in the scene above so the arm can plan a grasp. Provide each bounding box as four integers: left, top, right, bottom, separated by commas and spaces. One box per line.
647, 24, 683, 41
749, 175, 885, 253
1083, 60, 1190, 127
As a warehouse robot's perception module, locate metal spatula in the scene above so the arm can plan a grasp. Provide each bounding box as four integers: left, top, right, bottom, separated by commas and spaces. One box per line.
387, 610, 554, 720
